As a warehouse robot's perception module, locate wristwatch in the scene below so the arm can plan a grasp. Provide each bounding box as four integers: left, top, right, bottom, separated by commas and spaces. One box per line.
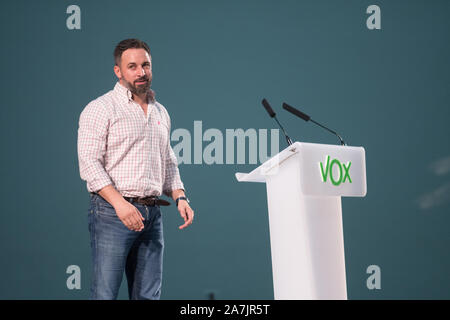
175, 196, 190, 206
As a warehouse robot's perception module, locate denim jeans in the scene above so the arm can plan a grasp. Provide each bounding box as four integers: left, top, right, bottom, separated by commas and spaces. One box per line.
87, 193, 164, 300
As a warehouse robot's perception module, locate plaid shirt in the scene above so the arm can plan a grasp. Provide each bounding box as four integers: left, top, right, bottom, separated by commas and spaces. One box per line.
77, 82, 184, 197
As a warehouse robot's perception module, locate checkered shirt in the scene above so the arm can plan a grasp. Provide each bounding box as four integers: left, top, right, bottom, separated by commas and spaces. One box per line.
77, 82, 184, 197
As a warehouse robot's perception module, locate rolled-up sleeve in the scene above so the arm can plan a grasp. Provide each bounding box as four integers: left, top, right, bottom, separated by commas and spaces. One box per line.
77, 101, 113, 192
162, 113, 185, 197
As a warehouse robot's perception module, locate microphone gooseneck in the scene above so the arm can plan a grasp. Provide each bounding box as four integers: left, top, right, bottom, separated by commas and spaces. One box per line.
282, 102, 346, 146
262, 99, 293, 146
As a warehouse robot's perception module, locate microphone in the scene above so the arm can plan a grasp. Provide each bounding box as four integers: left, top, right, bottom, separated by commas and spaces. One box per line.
261, 98, 293, 146
282, 102, 346, 146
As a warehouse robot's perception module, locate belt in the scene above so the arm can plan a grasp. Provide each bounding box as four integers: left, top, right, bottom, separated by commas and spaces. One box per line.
91, 193, 171, 206
124, 195, 171, 207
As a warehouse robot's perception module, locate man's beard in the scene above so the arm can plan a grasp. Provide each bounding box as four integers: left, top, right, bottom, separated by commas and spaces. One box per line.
122, 76, 155, 101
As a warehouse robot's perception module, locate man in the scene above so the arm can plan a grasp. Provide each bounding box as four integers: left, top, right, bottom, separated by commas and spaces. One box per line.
77, 38, 194, 300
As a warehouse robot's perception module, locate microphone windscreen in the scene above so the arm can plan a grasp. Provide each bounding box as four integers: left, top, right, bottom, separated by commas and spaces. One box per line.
262, 98, 276, 118
282, 102, 310, 121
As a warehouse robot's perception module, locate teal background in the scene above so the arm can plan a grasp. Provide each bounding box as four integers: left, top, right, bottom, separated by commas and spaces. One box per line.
0, 0, 449, 299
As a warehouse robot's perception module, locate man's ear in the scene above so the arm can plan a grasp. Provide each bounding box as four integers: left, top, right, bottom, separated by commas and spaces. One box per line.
113, 65, 122, 80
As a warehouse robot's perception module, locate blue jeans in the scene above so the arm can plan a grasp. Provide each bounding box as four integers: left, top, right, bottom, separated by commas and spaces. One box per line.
87, 193, 164, 300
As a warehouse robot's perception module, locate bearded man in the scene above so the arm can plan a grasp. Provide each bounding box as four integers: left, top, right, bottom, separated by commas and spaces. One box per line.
77, 38, 194, 300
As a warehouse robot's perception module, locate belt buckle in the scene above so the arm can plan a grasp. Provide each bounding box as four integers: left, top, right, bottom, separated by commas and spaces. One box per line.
140, 196, 157, 206
135, 196, 146, 205
150, 196, 158, 206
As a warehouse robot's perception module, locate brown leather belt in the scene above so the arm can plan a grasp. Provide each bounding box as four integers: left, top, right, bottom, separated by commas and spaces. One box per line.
123, 195, 171, 207
91, 193, 171, 206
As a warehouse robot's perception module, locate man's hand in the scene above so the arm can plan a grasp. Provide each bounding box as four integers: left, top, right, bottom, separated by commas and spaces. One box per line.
114, 200, 145, 232
98, 185, 144, 232
177, 200, 194, 230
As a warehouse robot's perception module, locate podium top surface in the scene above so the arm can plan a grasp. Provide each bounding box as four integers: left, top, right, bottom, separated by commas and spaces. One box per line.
235, 141, 367, 197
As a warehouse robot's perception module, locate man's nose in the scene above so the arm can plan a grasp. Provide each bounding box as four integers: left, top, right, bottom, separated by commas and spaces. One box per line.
137, 66, 145, 76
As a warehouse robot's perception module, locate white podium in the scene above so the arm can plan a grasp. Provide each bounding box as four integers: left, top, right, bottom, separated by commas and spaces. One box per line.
235, 142, 367, 300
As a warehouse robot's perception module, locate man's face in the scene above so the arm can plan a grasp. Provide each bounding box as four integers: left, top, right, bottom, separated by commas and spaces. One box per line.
114, 48, 152, 96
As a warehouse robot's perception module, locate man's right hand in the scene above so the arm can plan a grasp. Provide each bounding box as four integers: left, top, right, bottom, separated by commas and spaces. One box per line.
114, 200, 145, 231
98, 185, 145, 232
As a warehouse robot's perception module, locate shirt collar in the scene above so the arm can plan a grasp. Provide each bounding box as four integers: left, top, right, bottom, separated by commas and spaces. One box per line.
114, 81, 134, 104
114, 81, 155, 105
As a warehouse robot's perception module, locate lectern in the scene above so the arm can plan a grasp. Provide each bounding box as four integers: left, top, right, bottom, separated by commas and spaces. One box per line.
235, 142, 367, 300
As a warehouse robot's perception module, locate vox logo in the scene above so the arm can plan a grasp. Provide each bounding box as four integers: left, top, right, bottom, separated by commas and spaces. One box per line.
319, 155, 352, 186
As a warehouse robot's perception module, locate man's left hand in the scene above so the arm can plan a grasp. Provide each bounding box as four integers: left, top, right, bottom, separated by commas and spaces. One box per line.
177, 200, 194, 230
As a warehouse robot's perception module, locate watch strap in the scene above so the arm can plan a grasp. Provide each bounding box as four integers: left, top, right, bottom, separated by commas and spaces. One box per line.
176, 196, 189, 206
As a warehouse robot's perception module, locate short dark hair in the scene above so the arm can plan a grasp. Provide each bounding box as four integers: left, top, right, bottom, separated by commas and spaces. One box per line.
113, 38, 151, 66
